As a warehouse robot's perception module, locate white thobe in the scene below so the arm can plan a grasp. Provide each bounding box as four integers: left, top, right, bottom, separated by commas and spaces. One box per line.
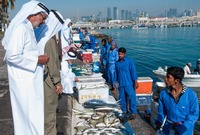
60, 61, 75, 94
5, 20, 44, 135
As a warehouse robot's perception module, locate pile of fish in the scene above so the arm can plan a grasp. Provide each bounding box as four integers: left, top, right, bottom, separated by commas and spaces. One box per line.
72, 64, 92, 75
73, 109, 125, 135
72, 99, 128, 135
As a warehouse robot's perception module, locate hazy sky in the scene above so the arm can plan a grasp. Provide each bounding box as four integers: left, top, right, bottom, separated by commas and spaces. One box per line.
8, 0, 200, 19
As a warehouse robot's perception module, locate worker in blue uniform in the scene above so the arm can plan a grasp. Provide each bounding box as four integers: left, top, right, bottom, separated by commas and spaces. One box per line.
77, 28, 86, 47
100, 39, 110, 64
100, 39, 110, 74
195, 58, 200, 74
114, 47, 139, 120
87, 35, 96, 53
155, 66, 199, 135
107, 40, 118, 91
95, 39, 99, 53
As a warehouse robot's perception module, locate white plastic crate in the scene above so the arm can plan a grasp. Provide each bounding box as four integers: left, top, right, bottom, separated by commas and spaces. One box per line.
77, 85, 109, 103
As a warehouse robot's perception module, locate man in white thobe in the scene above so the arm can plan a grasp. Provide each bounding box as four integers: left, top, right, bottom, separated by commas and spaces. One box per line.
60, 51, 78, 94
60, 18, 73, 49
2, 1, 49, 135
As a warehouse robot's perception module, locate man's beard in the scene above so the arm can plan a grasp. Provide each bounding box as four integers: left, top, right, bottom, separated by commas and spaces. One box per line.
119, 57, 124, 61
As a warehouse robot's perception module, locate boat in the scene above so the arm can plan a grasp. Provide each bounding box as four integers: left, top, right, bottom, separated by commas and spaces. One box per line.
132, 24, 147, 29
153, 67, 200, 87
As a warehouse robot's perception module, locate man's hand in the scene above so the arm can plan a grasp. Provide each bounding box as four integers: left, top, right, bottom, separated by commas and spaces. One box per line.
38, 55, 49, 64
74, 77, 79, 82
55, 84, 63, 94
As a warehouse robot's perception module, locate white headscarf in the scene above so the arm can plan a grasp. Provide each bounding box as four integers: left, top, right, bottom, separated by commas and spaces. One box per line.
2, 0, 49, 50
60, 18, 72, 48
35, 10, 64, 54
64, 18, 72, 28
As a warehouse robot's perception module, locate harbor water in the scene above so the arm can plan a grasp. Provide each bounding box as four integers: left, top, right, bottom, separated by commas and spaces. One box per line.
97, 27, 200, 131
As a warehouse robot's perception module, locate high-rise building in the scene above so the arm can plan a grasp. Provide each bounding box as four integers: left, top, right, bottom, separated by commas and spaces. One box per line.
121, 10, 125, 20
167, 8, 177, 17
97, 11, 103, 21
113, 7, 118, 20
186, 9, 193, 16
197, 10, 200, 16
107, 7, 112, 19
91, 15, 95, 21
125, 10, 129, 20
128, 11, 133, 20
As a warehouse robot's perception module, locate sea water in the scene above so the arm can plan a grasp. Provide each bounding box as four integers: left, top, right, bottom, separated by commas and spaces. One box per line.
98, 27, 200, 132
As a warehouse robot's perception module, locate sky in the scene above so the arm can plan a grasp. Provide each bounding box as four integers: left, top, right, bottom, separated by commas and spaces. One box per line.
8, 0, 200, 19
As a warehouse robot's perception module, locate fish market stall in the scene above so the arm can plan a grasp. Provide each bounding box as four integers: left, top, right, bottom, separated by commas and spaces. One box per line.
69, 52, 135, 134
72, 97, 134, 134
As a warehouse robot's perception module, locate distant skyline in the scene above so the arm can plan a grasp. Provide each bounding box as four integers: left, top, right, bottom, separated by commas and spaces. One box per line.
8, 0, 200, 19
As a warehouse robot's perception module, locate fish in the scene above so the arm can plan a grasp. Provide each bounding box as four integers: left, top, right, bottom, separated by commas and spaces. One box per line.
76, 121, 88, 127
91, 114, 101, 120
72, 108, 94, 115
82, 128, 98, 134
74, 125, 90, 133
94, 107, 121, 113
83, 99, 120, 109
95, 122, 106, 128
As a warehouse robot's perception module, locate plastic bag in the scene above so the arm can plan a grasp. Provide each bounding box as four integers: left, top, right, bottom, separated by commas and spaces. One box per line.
92, 61, 100, 73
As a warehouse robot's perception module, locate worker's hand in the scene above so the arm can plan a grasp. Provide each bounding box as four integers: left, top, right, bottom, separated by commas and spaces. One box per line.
134, 81, 139, 89
55, 84, 63, 94
100, 58, 102, 63
83, 60, 89, 64
38, 55, 49, 65
114, 83, 117, 90
114, 82, 119, 89
175, 124, 187, 134
155, 121, 162, 130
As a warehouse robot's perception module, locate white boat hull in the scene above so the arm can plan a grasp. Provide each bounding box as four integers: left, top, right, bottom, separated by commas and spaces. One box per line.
153, 69, 200, 87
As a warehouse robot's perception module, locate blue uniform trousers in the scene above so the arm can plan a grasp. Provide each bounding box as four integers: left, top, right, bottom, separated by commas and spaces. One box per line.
107, 63, 116, 89
119, 85, 137, 114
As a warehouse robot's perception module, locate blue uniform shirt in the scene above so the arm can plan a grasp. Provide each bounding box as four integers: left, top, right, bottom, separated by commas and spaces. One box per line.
100, 43, 110, 66
79, 32, 85, 41
88, 35, 96, 52
157, 86, 199, 135
108, 48, 118, 64
115, 57, 138, 87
